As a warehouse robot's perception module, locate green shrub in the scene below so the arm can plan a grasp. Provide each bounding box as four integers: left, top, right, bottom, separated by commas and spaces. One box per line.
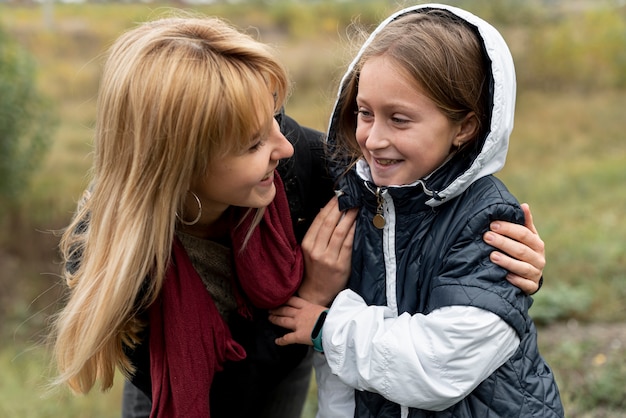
0, 24, 55, 218
531, 284, 593, 325
583, 356, 626, 411
519, 8, 626, 91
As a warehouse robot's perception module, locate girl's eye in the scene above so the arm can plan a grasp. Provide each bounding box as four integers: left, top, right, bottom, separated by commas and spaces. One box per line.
356, 109, 373, 120
391, 116, 409, 124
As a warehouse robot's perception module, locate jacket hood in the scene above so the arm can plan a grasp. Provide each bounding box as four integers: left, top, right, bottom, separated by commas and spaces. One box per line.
327, 3, 516, 207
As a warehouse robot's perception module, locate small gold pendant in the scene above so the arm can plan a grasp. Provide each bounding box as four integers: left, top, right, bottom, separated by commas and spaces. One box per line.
373, 213, 386, 229
373, 186, 386, 229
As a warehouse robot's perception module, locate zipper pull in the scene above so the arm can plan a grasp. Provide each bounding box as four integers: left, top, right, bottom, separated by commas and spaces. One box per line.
373, 187, 385, 229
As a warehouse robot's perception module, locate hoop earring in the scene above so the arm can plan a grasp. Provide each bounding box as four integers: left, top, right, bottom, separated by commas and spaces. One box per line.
178, 191, 202, 226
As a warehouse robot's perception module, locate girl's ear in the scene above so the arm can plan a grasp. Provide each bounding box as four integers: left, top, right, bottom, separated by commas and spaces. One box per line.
454, 112, 479, 147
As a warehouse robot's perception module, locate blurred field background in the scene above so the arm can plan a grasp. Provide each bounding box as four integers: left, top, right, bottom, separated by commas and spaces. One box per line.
0, 0, 625, 416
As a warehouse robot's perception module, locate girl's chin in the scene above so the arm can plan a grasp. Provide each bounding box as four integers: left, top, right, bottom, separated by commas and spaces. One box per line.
370, 164, 402, 186
371, 174, 398, 187
371, 169, 418, 187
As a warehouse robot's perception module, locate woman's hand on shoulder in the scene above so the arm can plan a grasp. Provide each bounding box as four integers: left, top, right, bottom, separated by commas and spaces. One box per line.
483, 203, 545, 295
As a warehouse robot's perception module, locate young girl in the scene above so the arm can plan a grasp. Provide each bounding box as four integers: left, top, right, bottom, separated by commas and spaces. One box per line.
270, 4, 564, 417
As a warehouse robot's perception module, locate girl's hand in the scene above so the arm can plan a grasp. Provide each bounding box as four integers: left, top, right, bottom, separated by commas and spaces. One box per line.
269, 296, 328, 346
483, 203, 545, 294
297, 196, 357, 306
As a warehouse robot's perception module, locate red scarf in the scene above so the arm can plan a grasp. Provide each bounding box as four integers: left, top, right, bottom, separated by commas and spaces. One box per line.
149, 172, 303, 417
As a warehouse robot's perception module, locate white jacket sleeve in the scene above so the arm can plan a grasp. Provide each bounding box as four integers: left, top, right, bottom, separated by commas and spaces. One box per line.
312, 351, 355, 418
322, 289, 520, 411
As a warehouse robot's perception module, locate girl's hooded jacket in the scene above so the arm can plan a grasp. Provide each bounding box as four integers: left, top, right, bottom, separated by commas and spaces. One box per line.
317, 4, 564, 418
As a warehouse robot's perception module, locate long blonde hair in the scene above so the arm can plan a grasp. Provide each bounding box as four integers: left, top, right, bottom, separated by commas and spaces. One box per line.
51, 14, 288, 393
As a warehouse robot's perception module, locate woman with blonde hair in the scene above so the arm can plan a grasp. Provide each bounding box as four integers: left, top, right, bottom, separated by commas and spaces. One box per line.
51, 12, 548, 418
51, 14, 354, 417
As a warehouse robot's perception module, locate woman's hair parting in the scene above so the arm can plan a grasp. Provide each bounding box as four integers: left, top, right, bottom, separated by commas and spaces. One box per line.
334, 9, 490, 164
51, 15, 289, 394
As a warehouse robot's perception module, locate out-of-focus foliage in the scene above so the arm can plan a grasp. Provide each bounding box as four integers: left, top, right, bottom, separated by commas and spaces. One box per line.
518, 8, 626, 91
0, 24, 54, 217
449, 0, 626, 91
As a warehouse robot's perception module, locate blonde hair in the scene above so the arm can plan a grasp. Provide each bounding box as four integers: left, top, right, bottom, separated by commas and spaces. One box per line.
51, 15, 288, 393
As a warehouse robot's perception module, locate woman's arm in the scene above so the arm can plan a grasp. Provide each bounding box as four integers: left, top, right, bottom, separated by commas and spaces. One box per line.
275, 201, 545, 342
297, 198, 544, 304
484, 203, 545, 294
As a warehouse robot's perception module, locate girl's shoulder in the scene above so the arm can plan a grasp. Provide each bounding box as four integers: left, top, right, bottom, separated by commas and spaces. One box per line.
437, 175, 524, 231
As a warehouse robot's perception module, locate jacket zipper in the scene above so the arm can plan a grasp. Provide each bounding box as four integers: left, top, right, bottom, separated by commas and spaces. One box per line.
373, 186, 386, 229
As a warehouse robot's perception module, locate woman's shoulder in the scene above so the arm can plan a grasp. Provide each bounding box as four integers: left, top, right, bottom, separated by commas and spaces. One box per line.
277, 113, 334, 241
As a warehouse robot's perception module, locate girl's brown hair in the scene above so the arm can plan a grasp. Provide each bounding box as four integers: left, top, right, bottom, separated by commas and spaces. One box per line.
334, 9, 490, 165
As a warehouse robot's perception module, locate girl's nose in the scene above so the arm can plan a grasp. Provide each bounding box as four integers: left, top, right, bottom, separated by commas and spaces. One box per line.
364, 120, 390, 150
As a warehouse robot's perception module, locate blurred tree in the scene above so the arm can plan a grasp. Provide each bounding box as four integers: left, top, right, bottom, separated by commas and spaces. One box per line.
0, 24, 54, 219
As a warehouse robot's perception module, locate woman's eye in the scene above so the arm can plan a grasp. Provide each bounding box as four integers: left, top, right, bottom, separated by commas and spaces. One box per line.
248, 139, 266, 152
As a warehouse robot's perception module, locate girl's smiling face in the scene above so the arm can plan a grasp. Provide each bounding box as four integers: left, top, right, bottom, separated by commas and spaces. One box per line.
355, 55, 474, 187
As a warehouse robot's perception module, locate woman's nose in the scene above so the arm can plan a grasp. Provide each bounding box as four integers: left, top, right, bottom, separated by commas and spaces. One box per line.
270, 120, 294, 160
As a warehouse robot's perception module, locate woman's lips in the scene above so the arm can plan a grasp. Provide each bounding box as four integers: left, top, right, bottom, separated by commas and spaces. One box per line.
259, 171, 274, 185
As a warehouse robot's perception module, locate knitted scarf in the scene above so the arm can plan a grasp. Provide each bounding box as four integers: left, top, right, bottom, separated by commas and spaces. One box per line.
149, 172, 303, 417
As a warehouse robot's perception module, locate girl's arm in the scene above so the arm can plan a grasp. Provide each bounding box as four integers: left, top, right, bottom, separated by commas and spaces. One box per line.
270, 293, 518, 411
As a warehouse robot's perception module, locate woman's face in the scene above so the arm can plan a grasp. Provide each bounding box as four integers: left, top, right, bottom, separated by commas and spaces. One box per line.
191, 117, 294, 224
355, 56, 465, 186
